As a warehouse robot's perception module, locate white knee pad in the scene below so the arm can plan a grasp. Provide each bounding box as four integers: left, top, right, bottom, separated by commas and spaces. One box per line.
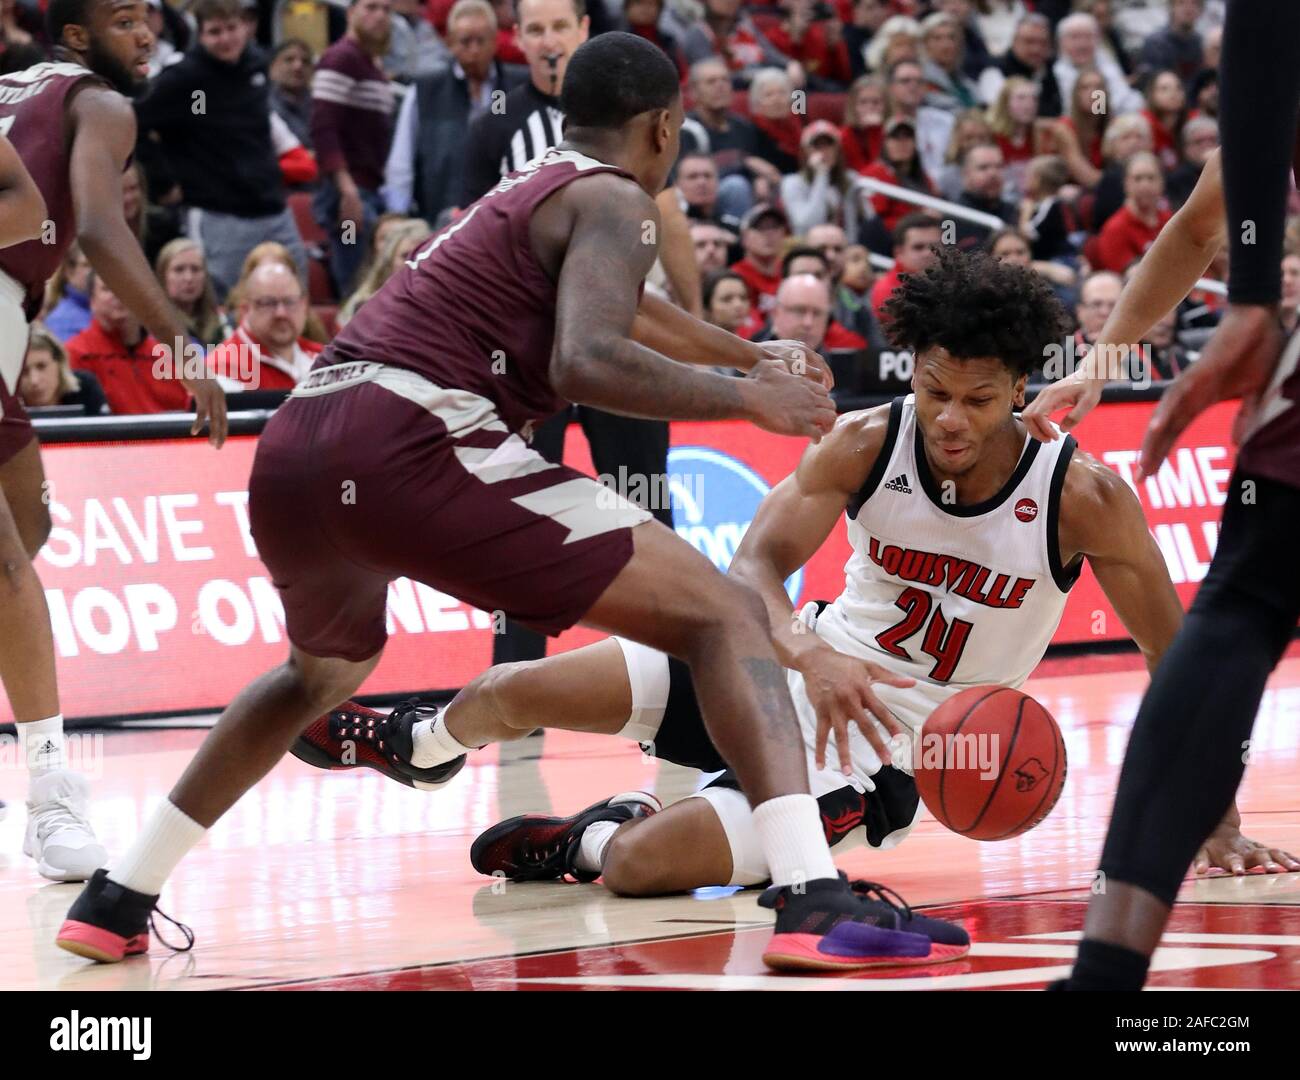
685, 786, 770, 887
612, 637, 672, 745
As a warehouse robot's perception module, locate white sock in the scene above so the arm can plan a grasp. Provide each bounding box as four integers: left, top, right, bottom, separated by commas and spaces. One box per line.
22, 714, 65, 782
410, 706, 476, 768
572, 820, 620, 874
751, 793, 838, 887
108, 799, 207, 896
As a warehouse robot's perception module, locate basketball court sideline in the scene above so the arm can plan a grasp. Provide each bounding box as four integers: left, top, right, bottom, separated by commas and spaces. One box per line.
3, 655, 1299, 991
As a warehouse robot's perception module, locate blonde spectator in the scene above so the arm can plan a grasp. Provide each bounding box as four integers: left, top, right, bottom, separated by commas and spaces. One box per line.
40, 243, 93, 342
986, 75, 1040, 195
919, 11, 978, 111
19, 324, 108, 416
155, 238, 231, 350
339, 219, 433, 325
865, 15, 921, 73
748, 68, 803, 177
840, 74, 886, 175
936, 107, 994, 199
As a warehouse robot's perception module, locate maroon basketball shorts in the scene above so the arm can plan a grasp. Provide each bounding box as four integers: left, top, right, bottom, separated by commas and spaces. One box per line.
249, 362, 654, 662
0, 270, 34, 468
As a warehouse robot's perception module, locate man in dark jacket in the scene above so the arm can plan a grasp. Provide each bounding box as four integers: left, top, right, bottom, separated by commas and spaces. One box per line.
134, 0, 307, 300
382, 0, 525, 222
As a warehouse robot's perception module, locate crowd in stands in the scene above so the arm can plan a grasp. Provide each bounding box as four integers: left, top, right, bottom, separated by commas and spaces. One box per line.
9, 0, 1300, 418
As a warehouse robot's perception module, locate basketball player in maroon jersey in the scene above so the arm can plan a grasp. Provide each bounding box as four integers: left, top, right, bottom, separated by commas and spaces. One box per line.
1025, 2, 1300, 990
0, 0, 226, 882
58, 32, 966, 971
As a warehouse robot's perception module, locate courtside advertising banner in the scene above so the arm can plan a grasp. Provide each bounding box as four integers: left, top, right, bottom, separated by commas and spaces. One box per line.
14, 400, 1237, 722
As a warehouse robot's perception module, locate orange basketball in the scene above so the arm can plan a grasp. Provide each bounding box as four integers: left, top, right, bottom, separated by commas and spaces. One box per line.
913, 686, 1067, 841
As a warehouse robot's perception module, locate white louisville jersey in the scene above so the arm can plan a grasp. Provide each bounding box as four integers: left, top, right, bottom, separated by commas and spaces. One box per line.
806, 395, 1081, 764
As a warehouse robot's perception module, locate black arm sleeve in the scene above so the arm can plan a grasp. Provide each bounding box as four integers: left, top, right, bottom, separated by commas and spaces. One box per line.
1219, 0, 1300, 304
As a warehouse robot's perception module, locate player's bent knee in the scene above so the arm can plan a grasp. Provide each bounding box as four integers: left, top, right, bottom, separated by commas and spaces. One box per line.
600, 824, 672, 897
287, 649, 381, 714
476, 662, 543, 731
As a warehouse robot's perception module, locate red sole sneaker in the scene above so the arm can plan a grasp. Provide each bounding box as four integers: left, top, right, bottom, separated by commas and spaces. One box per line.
55, 920, 149, 964
763, 931, 970, 972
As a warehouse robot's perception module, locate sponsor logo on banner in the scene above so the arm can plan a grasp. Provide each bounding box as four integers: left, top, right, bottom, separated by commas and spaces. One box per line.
667, 446, 803, 604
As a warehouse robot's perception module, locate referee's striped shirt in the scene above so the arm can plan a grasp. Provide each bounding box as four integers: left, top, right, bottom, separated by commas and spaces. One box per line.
460, 81, 565, 206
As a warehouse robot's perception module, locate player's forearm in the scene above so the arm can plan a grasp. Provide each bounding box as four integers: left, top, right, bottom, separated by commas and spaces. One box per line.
631, 292, 760, 371
554, 336, 753, 421
78, 223, 187, 349
1088, 219, 1221, 379
728, 550, 831, 672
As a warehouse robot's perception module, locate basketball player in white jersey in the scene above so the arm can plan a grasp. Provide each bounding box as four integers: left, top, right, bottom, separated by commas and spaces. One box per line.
296, 247, 1292, 897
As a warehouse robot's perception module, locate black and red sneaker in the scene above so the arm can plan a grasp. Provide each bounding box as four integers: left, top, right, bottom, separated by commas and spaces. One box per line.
291, 699, 465, 791
55, 868, 194, 964
470, 792, 661, 883
758, 875, 970, 972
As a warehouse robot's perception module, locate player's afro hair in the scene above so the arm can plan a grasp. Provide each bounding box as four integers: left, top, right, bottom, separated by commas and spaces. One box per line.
881, 245, 1070, 379
560, 32, 680, 130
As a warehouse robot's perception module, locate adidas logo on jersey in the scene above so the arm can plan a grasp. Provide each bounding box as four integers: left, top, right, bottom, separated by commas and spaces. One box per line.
884, 473, 913, 494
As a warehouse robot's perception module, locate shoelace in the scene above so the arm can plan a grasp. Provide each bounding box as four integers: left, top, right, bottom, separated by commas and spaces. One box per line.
149, 906, 196, 953
849, 879, 914, 921
30, 796, 94, 843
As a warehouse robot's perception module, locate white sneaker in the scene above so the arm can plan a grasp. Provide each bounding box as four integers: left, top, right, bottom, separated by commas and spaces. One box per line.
24, 771, 108, 882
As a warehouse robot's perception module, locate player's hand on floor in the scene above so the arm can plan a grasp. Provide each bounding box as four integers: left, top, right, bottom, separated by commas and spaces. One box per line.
1193, 823, 1300, 877
755, 339, 835, 390
741, 356, 837, 442
185, 374, 229, 448
1022, 367, 1104, 442
1139, 304, 1283, 480
797, 644, 915, 776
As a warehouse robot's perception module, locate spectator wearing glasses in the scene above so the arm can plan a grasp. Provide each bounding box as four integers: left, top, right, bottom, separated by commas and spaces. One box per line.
209, 263, 322, 392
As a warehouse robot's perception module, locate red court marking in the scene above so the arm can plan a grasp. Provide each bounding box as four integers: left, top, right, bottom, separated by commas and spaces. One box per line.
252, 900, 1300, 991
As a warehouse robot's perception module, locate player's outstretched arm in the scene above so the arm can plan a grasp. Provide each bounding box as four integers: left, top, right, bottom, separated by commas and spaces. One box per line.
550, 173, 834, 440
68, 87, 227, 447
1023, 151, 1226, 443
729, 407, 915, 774
631, 290, 834, 387
0, 134, 46, 249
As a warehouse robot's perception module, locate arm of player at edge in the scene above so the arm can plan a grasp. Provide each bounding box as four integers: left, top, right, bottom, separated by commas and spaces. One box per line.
728, 407, 917, 776
0, 133, 46, 248
1022, 150, 1226, 443
550, 173, 835, 439
1060, 451, 1300, 874
67, 87, 228, 447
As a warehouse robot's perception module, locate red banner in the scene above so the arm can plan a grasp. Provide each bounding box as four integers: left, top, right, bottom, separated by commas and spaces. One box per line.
13, 400, 1236, 722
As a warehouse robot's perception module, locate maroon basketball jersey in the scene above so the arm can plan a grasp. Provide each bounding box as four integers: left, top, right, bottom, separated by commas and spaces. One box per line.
0, 62, 108, 319
324, 147, 639, 435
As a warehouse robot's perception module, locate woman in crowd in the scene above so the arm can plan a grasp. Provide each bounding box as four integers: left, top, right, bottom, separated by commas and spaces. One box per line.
19, 324, 108, 417
988, 224, 1075, 291
41, 244, 93, 343
702, 268, 752, 335
155, 238, 231, 350
1140, 68, 1187, 173
986, 75, 1040, 197
935, 0, 992, 82
748, 67, 803, 176
339, 219, 433, 325
780, 119, 871, 238
1046, 67, 1109, 189
919, 11, 978, 111
859, 117, 936, 238
1090, 112, 1153, 232
1093, 150, 1170, 274
936, 107, 994, 200
864, 14, 921, 74
840, 74, 886, 175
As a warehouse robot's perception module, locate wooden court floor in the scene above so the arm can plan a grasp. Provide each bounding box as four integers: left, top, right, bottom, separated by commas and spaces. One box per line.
3, 657, 1298, 991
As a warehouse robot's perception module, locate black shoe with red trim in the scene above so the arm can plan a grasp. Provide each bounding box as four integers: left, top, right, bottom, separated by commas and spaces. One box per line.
758, 875, 970, 972
56, 869, 195, 964
470, 792, 662, 883
291, 699, 465, 791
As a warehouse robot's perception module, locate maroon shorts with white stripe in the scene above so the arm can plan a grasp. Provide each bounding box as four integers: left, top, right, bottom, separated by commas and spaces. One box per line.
249, 362, 652, 662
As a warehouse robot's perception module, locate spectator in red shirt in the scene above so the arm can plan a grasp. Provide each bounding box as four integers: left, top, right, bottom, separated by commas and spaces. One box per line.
870, 211, 940, 318
1140, 68, 1187, 173
730, 203, 790, 332
860, 117, 936, 234
66, 275, 188, 416
1046, 66, 1108, 189
763, 0, 852, 90
1093, 151, 1170, 274
209, 263, 323, 393
935, 107, 993, 200
840, 73, 886, 175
